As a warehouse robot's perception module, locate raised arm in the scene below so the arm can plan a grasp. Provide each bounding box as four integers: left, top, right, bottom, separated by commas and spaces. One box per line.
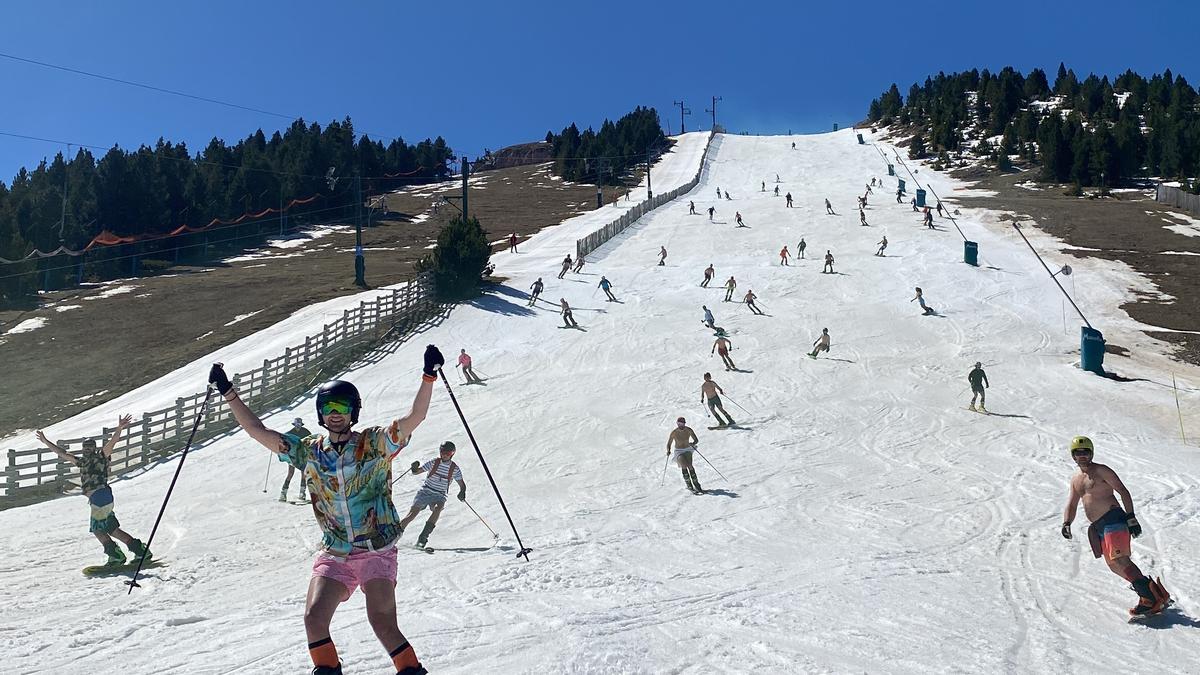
101, 415, 133, 458
35, 430, 77, 465
392, 346, 444, 441
209, 364, 287, 454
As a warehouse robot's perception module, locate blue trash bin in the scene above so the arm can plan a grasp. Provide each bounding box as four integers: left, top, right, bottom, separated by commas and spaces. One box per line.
916, 189, 927, 208
856, 133, 864, 144
1080, 327, 1106, 374
833, 123, 839, 131
897, 179, 906, 194
964, 241, 978, 266
887, 164, 895, 176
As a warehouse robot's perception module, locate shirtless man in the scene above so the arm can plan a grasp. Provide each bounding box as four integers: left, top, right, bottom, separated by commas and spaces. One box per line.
723, 276, 737, 302
701, 264, 715, 288
528, 277, 544, 306
658, 246, 668, 266
700, 373, 734, 426
708, 206, 716, 221
559, 298, 579, 328
808, 328, 830, 359
780, 246, 790, 266
1061, 436, 1171, 617
558, 255, 572, 279
823, 250, 835, 274
666, 417, 703, 494
573, 255, 586, 273
712, 336, 736, 371
735, 212, 746, 228
743, 290, 763, 315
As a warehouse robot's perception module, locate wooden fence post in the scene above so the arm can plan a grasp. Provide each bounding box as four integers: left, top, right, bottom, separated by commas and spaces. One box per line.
140, 413, 152, 468
6, 449, 17, 496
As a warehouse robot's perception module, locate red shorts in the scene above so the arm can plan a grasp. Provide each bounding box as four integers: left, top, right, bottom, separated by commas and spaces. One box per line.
312, 546, 397, 600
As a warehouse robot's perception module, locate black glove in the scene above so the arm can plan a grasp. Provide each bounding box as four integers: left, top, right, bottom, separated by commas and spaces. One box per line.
208, 363, 232, 396
410, 460, 421, 474
1127, 514, 1142, 538
457, 487, 466, 502
1061, 523, 1072, 540
423, 345, 445, 378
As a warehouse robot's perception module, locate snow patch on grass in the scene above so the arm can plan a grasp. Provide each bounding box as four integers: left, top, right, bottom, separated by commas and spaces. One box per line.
4, 317, 47, 335
224, 310, 264, 327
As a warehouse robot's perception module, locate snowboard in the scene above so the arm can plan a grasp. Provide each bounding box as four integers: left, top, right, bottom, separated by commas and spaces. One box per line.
1128, 599, 1175, 622
83, 558, 164, 577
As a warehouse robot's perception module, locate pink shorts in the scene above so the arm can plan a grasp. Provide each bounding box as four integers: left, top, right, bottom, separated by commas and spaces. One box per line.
312, 546, 397, 600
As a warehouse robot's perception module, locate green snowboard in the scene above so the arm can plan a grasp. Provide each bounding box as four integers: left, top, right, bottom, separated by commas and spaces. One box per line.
82, 558, 165, 577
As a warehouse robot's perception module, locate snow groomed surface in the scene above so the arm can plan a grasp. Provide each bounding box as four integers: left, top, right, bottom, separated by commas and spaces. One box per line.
3, 130, 1198, 674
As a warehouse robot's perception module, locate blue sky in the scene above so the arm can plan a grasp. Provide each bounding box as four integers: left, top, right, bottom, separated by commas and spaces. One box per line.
1, 1, 1197, 183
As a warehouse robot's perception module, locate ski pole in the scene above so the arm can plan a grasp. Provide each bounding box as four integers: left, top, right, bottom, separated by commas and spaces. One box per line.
720, 393, 753, 416
660, 453, 670, 486
438, 369, 533, 561
127, 386, 215, 593
463, 499, 499, 539
692, 447, 728, 483
261, 451, 273, 493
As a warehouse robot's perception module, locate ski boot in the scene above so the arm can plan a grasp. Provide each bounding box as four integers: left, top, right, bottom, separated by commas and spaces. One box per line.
968, 404, 977, 412
979, 405, 987, 413
1150, 577, 1172, 612
279, 483, 289, 502
103, 541, 126, 566
127, 538, 151, 560
416, 522, 435, 549
397, 667, 429, 675
1130, 577, 1161, 617
312, 664, 343, 675
298, 484, 307, 502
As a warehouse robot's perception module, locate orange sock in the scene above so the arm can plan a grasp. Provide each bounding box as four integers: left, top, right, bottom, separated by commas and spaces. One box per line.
390, 641, 421, 670
308, 637, 339, 668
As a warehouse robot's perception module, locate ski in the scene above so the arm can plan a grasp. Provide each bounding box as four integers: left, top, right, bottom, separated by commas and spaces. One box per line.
83, 558, 165, 577
414, 544, 434, 554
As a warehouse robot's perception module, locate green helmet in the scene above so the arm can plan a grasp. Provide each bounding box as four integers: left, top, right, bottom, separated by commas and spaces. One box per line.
1070, 436, 1094, 453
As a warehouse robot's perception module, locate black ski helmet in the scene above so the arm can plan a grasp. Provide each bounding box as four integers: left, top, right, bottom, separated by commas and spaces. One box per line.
316, 380, 362, 427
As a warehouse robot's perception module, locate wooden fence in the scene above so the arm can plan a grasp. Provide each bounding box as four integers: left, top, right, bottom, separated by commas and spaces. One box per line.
577, 132, 716, 259
1157, 184, 1200, 216
2, 272, 436, 509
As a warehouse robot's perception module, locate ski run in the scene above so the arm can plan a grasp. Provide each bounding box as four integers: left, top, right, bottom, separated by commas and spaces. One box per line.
3, 129, 1199, 673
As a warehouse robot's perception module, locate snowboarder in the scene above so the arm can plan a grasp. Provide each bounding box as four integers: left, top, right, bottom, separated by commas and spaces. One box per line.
785, 192, 793, 208
808, 328, 831, 359
35, 416, 152, 567
574, 255, 586, 273
701, 264, 715, 287
689, 201, 696, 215
780, 246, 790, 266
797, 238, 807, 259
558, 255, 572, 279
744, 290, 763, 315
281, 417, 312, 501
208, 346, 441, 675
701, 373, 735, 426
723, 276, 737, 302
598, 276, 617, 302
735, 212, 746, 228
667, 417, 703, 494
508, 233, 518, 253
860, 208, 869, 226
912, 287, 935, 315
559, 298, 579, 328
967, 362, 988, 411
825, 199, 835, 215
658, 246, 668, 266
708, 206, 716, 221
876, 236, 888, 256
712, 336, 737, 371
702, 305, 716, 329
822, 250, 835, 274
1061, 437, 1172, 617
400, 441, 467, 550
457, 349, 482, 384
528, 278, 544, 306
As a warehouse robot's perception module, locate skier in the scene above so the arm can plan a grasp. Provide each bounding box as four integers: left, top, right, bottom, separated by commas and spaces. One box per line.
936, 201, 945, 217
860, 208, 869, 226
281, 417, 312, 501
724, 190, 730, 200
716, 187, 721, 199
573, 255, 586, 273
895, 188, 903, 204
457, 349, 482, 384
701, 373, 735, 427
701, 264, 715, 287
808, 328, 831, 359
689, 201, 696, 215
911, 198, 918, 212
658, 246, 668, 266
797, 238, 807, 259
712, 335, 737, 371
876, 236, 888, 256
825, 198, 835, 215
912, 287, 935, 315
559, 298, 579, 328
508, 233, 518, 253
785, 192, 793, 207
598, 276, 617, 302
666, 417, 703, 494
761, 180, 766, 192
822, 250, 835, 274
775, 245, 788, 266
702, 305, 716, 329
744, 289, 763, 315
399, 441, 467, 550
967, 362, 988, 412
35, 416, 152, 567
528, 278, 544, 306
708, 206, 716, 221
558, 255, 572, 279
923, 207, 934, 229
1061, 437, 1172, 617
865, 182, 873, 195
857, 195, 866, 210
723, 276, 737, 302
870, 177, 877, 187
775, 173, 780, 183
735, 212, 746, 228
774, 185, 780, 196
791, 142, 796, 149
208, 346, 442, 675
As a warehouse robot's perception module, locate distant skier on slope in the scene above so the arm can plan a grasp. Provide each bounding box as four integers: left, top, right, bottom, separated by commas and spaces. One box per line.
208, 347, 441, 675
967, 362, 988, 412
876, 235, 888, 256
860, 208, 869, 226
797, 237, 807, 259
689, 201, 696, 215
528, 278, 544, 306
712, 335, 737, 371
825, 199, 835, 215
744, 290, 763, 315
924, 207, 934, 229
457, 349, 482, 384
598, 276, 618, 302
574, 255, 586, 273
508, 233, 518, 253
761, 181, 766, 192
559, 298, 579, 328
911, 287, 935, 315
785, 192, 793, 207
708, 206, 716, 221
400, 441, 467, 550
808, 328, 831, 359
35, 416, 152, 568
558, 255, 572, 279
702, 264, 715, 287
895, 188, 903, 203
716, 187, 721, 199
701, 373, 735, 426
281, 417, 312, 501
936, 201, 945, 217
658, 246, 668, 266
724, 276, 737, 302
735, 212, 746, 228
822, 250, 835, 274
703, 305, 716, 329
774, 185, 780, 196
780, 246, 791, 266
724, 190, 731, 200
865, 182, 873, 195
667, 417, 703, 494
1061, 437, 1172, 618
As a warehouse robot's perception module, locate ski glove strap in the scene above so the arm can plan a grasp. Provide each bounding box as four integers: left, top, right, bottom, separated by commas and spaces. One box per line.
423, 345, 445, 378
457, 487, 466, 502
208, 363, 233, 396
1126, 515, 1142, 538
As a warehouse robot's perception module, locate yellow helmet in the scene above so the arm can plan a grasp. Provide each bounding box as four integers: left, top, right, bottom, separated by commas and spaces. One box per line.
1070, 436, 1094, 453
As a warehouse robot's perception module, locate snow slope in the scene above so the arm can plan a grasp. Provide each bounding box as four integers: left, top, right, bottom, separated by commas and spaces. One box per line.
3, 130, 1199, 674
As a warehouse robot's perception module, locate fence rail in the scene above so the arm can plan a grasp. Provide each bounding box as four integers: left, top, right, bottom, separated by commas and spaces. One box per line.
2, 273, 436, 509
577, 132, 716, 259
1157, 184, 1200, 216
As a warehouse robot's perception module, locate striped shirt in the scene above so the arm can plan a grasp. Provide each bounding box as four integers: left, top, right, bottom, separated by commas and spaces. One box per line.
419, 458, 463, 494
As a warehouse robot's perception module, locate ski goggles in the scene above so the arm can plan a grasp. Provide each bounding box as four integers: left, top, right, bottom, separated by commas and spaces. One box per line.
1070, 449, 1093, 457
319, 399, 354, 416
